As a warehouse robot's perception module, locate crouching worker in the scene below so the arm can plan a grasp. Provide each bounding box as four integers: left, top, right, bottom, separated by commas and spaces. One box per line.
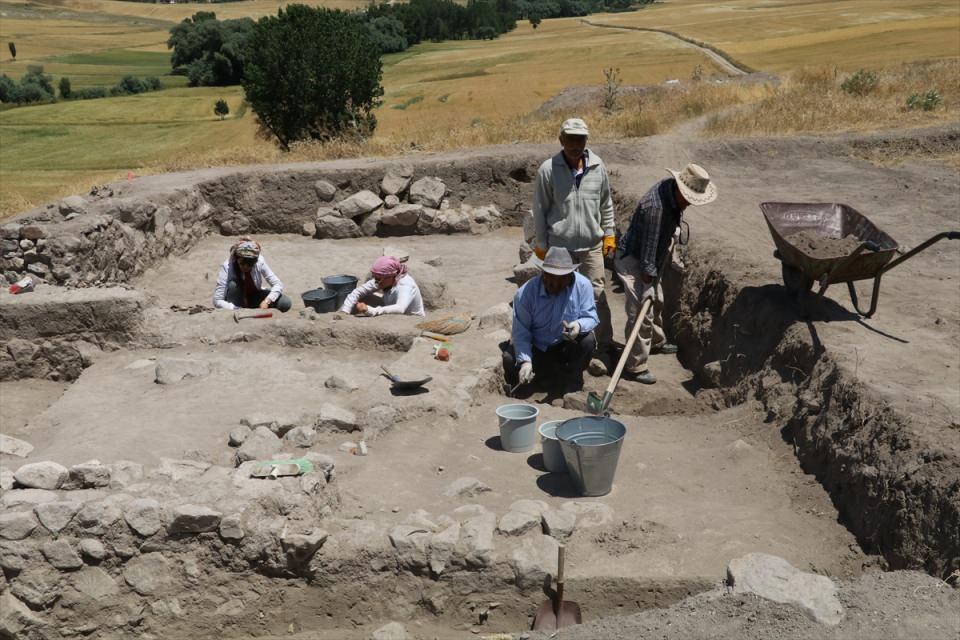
502, 247, 599, 395
340, 256, 425, 317
212, 238, 292, 312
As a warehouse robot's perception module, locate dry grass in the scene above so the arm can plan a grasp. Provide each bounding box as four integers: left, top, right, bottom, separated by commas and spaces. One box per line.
704, 59, 960, 137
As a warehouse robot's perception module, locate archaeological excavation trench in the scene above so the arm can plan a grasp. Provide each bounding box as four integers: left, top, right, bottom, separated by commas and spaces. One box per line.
1, 134, 958, 639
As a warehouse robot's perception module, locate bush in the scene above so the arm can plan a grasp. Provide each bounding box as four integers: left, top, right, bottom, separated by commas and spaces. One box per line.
72, 87, 108, 100
59, 77, 72, 99
242, 5, 383, 150
110, 75, 164, 96
214, 98, 230, 119
841, 69, 878, 96
906, 89, 942, 111
0, 67, 55, 104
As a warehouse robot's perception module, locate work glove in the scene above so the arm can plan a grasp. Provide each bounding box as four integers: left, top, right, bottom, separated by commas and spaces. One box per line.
533, 246, 547, 260
561, 320, 581, 341
518, 361, 535, 384
640, 282, 657, 303
602, 235, 617, 258
363, 306, 383, 317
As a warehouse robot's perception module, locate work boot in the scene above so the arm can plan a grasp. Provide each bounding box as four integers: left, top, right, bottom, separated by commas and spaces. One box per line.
651, 343, 678, 355
625, 369, 657, 385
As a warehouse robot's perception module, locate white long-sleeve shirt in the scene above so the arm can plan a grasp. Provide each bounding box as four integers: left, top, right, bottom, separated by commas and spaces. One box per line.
212, 256, 284, 310
340, 274, 425, 316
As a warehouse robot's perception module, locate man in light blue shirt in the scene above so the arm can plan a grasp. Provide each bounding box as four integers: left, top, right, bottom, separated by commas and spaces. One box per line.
502, 247, 599, 395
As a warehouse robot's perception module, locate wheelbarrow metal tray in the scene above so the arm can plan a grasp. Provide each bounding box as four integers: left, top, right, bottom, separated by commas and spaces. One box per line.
761, 202, 898, 284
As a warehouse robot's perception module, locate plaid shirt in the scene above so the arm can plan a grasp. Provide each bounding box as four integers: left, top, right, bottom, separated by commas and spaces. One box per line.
618, 178, 682, 276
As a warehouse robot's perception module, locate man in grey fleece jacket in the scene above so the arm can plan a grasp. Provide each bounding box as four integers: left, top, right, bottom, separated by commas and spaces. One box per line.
532, 117, 616, 367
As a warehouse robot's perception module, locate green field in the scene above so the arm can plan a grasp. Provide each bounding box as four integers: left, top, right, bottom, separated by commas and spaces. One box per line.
1, 0, 958, 216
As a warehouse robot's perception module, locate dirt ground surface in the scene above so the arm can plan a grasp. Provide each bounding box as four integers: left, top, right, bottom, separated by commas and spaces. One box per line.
1, 123, 958, 639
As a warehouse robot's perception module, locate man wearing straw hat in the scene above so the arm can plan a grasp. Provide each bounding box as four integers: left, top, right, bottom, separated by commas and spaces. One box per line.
531, 117, 616, 373
615, 164, 718, 384
502, 247, 599, 396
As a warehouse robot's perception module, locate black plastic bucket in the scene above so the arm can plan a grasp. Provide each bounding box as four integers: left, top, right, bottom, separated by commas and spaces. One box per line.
322, 275, 358, 309
301, 288, 338, 313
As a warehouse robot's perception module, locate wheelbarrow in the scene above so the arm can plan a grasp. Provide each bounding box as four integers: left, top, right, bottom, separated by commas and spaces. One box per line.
761, 202, 959, 318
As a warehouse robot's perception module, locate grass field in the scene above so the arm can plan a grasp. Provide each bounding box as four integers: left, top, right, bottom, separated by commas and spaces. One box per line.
1, 0, 958, 216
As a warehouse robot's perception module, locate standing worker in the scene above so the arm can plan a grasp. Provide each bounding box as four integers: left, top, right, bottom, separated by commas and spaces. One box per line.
532, 117, 616, 373
615, 164, 717, 384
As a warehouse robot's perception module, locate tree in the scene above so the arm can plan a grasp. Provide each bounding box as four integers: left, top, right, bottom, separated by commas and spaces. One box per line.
8, 42, 15, 61
529, 13, 542, 28
214, 98, 229, 120
242, 5, 383, 150
59, 77, 72, 99
167, 12, 254, 86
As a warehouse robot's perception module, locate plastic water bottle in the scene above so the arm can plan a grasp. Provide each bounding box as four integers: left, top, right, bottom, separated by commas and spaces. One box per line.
8, 276, 34, 294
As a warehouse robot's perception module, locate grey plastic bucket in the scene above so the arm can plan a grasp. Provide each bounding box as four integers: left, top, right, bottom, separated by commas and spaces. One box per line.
301, 288, 338, 313
322, 274, 358, 309
496, 404, 539, 453
556, 416, 626, 496
538, 420, 567, 473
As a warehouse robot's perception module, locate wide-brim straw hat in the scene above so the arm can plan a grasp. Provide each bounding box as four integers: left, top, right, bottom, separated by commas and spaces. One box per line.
531, 246, 580, 276
667, 163, 717, 206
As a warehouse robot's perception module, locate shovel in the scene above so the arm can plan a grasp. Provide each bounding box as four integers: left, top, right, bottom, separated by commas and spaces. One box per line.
587, 295, 652, 415
380, 365, 432, 391
233, 310, 273, 323
533, 544, 581, 631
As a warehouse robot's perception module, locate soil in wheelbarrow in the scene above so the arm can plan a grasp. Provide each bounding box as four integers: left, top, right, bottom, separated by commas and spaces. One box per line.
787, 230, 864, 259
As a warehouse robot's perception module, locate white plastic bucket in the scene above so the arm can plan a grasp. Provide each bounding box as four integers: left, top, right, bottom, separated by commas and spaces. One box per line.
496, 404, 539, 453
538, 420, 567, 473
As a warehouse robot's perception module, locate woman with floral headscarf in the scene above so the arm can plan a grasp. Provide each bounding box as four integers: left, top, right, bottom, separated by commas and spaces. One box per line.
340, 256, 425, 317
212, 237, 292, 312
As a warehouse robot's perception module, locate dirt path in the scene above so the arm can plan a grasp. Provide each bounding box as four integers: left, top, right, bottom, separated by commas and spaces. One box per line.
580, 19, 750, 76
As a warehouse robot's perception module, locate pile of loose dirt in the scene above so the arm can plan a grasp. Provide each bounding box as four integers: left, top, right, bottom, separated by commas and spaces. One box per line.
786, 230, 864, 259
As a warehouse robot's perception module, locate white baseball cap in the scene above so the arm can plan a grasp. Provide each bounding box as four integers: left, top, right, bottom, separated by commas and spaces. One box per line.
559, 118, 589, 136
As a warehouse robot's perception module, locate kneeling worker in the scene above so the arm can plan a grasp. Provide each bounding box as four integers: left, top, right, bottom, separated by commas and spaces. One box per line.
340, 256, 425, 317
502, 247, 599, 395
212, 238, 292, 312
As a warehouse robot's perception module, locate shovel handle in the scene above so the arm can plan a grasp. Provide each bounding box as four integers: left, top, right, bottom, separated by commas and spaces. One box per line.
605, 296, 653, 395
555, 545, 565, 617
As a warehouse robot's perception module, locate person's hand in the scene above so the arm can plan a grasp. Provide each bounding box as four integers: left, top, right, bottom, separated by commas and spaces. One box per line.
355, 302, 368, 315
561, 320, 581, 341
259, 298, 270, 310
602, 235, 616, 258
641, 283, 656, 302
533, 246, 547, 260
519, 361, 535, 384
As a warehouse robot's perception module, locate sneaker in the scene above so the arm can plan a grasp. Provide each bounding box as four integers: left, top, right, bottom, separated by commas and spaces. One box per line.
625, 369, 657, 385
651, 343, 678, 355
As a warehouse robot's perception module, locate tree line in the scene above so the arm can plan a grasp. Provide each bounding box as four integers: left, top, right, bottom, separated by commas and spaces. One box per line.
0, 66, 163, 105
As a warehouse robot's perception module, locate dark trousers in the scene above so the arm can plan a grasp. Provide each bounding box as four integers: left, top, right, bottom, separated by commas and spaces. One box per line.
226, 280, 293, 312
502, 331, 596, 393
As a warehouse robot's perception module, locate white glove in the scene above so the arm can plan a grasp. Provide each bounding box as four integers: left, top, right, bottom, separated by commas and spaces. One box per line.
561, 320, 581, 341
518, 361, 535, 384
363, 306, 383, 317
640, 282, 657, 303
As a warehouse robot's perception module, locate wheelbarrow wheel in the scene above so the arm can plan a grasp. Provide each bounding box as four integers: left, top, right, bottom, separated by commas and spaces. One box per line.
782, 263, 813, 294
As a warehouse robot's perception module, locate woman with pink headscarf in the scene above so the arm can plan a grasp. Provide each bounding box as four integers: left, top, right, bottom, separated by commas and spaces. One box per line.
340, 256, 425, 317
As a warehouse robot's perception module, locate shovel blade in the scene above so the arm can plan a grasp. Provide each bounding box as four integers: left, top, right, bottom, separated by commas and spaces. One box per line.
586, 391, 608, 415
532, 599, 582, 630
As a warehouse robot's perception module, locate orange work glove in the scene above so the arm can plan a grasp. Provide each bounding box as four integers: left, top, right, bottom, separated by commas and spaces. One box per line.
533, 246, 547, 260
602, 235, 617, 257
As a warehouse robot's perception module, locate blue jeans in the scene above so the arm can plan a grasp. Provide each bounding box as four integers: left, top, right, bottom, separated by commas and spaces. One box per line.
226, 280, 292, 312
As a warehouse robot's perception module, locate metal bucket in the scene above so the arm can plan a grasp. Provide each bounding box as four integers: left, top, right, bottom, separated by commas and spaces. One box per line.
556, 416, 626, 496
496, 404, 539, 453
538, 420, 567, 473
301, 288, 338, 313
322, 274, 358, 309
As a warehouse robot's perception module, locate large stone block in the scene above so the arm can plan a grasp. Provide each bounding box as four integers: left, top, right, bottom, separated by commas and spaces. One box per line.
727, 553, 844, 625
408, 177, 446, 208
338, 190, 383, 219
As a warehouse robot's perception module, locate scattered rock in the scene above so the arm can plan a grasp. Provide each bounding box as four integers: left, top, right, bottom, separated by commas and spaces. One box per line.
458, 512, 496, 568
302, 221, 317, 237
324, 374, 359, 391
229, 425, 252, 447
588, 358, 607, 377
562, 391, 588, 412
2, 488, 57, 507
11, 566, 61, 607
66, 462, 111, 489
314, 180, 337, 202
513, 260, 540, 286
0, 539, 36, 571
235, 427, 282, 465
389, 525, 430, 571
510, 534, 559, 589
381, 165, 414, 196
371, 621, 412, 640
319, 403, 358, 431
284, 426, 317, 448
409, 177, 446, 208
78, 539, 106, 562
338, 190, 384, 219
518, 241, 533, 263
123, 552, 173, 596
428, 522, 460, 576
35, 501, 82, 534
154, 358, 210, 385
381, 203, 423, 227
124, 498, 163, 537
168, 504, 222, 534
0, 510, 39, 540
315, 214, 362, 239
406, 260, 450, 310
14, 461, 68, 490
108, 461, 144, 488
42, 539, 83, 570
498, 509, 540, 536
542, 508, 576, 540
282, 529, 328, 564
20, 225, 47, 241
219, 513, 244, 540
478, 302, 512, 331
727, 553, 844, 625
0, 591, 43, 636
359, 208, 384, 236
444, 477, 491, 498
384, 195, 400, 209
75, 499, 122, 535
59, 195, 87, 216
